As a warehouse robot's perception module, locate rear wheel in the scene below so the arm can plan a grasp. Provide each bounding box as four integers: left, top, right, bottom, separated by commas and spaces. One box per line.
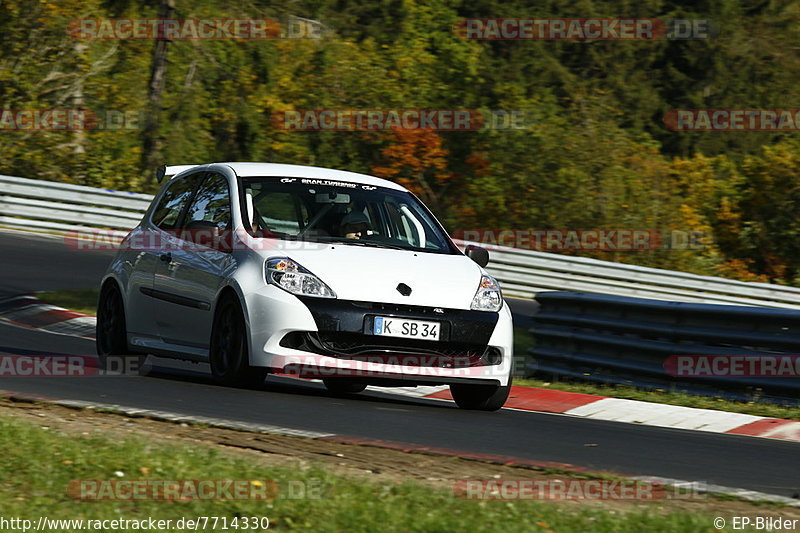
209, 295, 268, 387
96, 282, 142, 372
323, 379, 367, 395
450, 377, 511, 411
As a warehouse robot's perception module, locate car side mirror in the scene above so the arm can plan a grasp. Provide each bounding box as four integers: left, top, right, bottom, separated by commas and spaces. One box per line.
465, 244, 489, 268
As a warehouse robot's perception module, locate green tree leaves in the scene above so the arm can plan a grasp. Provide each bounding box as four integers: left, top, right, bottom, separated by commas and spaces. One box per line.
1, 0, 798, 283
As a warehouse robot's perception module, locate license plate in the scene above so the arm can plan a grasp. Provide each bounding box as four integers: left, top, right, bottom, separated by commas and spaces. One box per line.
373, 316, 440, 341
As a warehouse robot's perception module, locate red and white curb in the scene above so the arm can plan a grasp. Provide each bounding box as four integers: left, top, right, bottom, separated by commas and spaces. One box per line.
2, 294, 798, 444
425, 387, 800, 443
0, 295, 95, 339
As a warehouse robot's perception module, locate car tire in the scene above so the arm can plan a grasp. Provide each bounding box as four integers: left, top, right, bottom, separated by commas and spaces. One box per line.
96, 282, 143, 372
450, 376, 511, 411
323, 379, 367, 395
209, 295, 268, 387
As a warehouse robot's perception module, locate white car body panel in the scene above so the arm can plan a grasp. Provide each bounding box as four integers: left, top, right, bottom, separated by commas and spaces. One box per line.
101, 162, 514, 387
261, 245, 482, 309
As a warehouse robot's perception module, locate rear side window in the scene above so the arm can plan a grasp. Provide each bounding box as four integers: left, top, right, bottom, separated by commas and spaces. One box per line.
151, 176, 197, 230
183, 174, 231, 230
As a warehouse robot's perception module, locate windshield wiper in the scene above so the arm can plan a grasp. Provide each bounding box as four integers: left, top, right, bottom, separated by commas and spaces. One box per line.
326, 238, 406, 250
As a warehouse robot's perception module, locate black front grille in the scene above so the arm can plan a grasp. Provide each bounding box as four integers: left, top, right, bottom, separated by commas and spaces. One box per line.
280, 331, 499, 367
296, 297, 499, 346
317, 332, 483, 357
353, 301, 446, 315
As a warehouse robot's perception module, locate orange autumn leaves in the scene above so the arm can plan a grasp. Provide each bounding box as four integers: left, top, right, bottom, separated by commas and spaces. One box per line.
371, 128, 455, 213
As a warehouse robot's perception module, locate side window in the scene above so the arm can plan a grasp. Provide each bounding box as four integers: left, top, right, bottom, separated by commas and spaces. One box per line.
386, 202, 415, 244
385, 199, 445, 250
151, 177, 197, 231
183, 174, 231, 230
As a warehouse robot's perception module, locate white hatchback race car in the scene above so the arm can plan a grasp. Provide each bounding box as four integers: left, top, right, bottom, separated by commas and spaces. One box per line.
97, 163, 513, 410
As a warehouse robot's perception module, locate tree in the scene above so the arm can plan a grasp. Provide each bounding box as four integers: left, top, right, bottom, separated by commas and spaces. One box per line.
372, 128, 455, 215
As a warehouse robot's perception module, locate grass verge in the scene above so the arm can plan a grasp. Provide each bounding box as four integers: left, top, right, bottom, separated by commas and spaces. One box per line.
37, 289, 98, 316
0, 414, 718, 532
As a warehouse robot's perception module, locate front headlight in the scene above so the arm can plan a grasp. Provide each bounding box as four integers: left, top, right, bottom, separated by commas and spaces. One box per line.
266, 258, 336, 298
470, 274, 502, 311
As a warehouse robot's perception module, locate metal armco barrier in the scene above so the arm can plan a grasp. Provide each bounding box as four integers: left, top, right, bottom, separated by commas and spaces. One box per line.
453, 240, 800, 309
1, 173, 799, 308
530, 292, 800, 399
0, 174, 151, 235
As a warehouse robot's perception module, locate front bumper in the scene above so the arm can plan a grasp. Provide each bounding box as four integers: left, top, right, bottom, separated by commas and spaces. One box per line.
244, 286, 513, 385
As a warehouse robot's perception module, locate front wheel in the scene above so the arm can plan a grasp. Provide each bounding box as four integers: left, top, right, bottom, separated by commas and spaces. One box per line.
209, 295, 268, 387
450, 377, 511, 411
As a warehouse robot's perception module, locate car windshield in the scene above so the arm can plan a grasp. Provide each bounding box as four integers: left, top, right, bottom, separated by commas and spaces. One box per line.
241, 177, 457, 254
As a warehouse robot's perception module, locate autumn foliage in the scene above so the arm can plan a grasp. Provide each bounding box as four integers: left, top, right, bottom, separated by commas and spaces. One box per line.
371, 129, 454, 213
1, 0, 800, 285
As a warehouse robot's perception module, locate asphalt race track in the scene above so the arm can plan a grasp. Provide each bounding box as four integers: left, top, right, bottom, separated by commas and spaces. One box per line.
0, 230, 798, 499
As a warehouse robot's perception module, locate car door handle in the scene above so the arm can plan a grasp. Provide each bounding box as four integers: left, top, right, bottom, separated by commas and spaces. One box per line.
160, 253, 172, 263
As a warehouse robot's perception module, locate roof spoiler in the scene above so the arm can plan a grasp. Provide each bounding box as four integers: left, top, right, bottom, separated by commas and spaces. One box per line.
155, 164, 200, 183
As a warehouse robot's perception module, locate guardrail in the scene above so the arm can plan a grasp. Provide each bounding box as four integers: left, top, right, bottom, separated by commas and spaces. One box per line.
0, 175, 151, 234
529, 291, 800, 400
1, 174, 798, 309
453, 240, 800, 309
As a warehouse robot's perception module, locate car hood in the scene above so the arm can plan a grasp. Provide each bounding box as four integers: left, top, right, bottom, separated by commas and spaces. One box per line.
257, 244, 484, 309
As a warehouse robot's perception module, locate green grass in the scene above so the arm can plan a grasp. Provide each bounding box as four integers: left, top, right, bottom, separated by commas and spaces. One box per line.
37, 289, 99, 316
0, 415, 720, 532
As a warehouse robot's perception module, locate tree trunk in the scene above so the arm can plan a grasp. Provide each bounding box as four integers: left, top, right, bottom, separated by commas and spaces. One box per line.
140, 0, 176, 180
